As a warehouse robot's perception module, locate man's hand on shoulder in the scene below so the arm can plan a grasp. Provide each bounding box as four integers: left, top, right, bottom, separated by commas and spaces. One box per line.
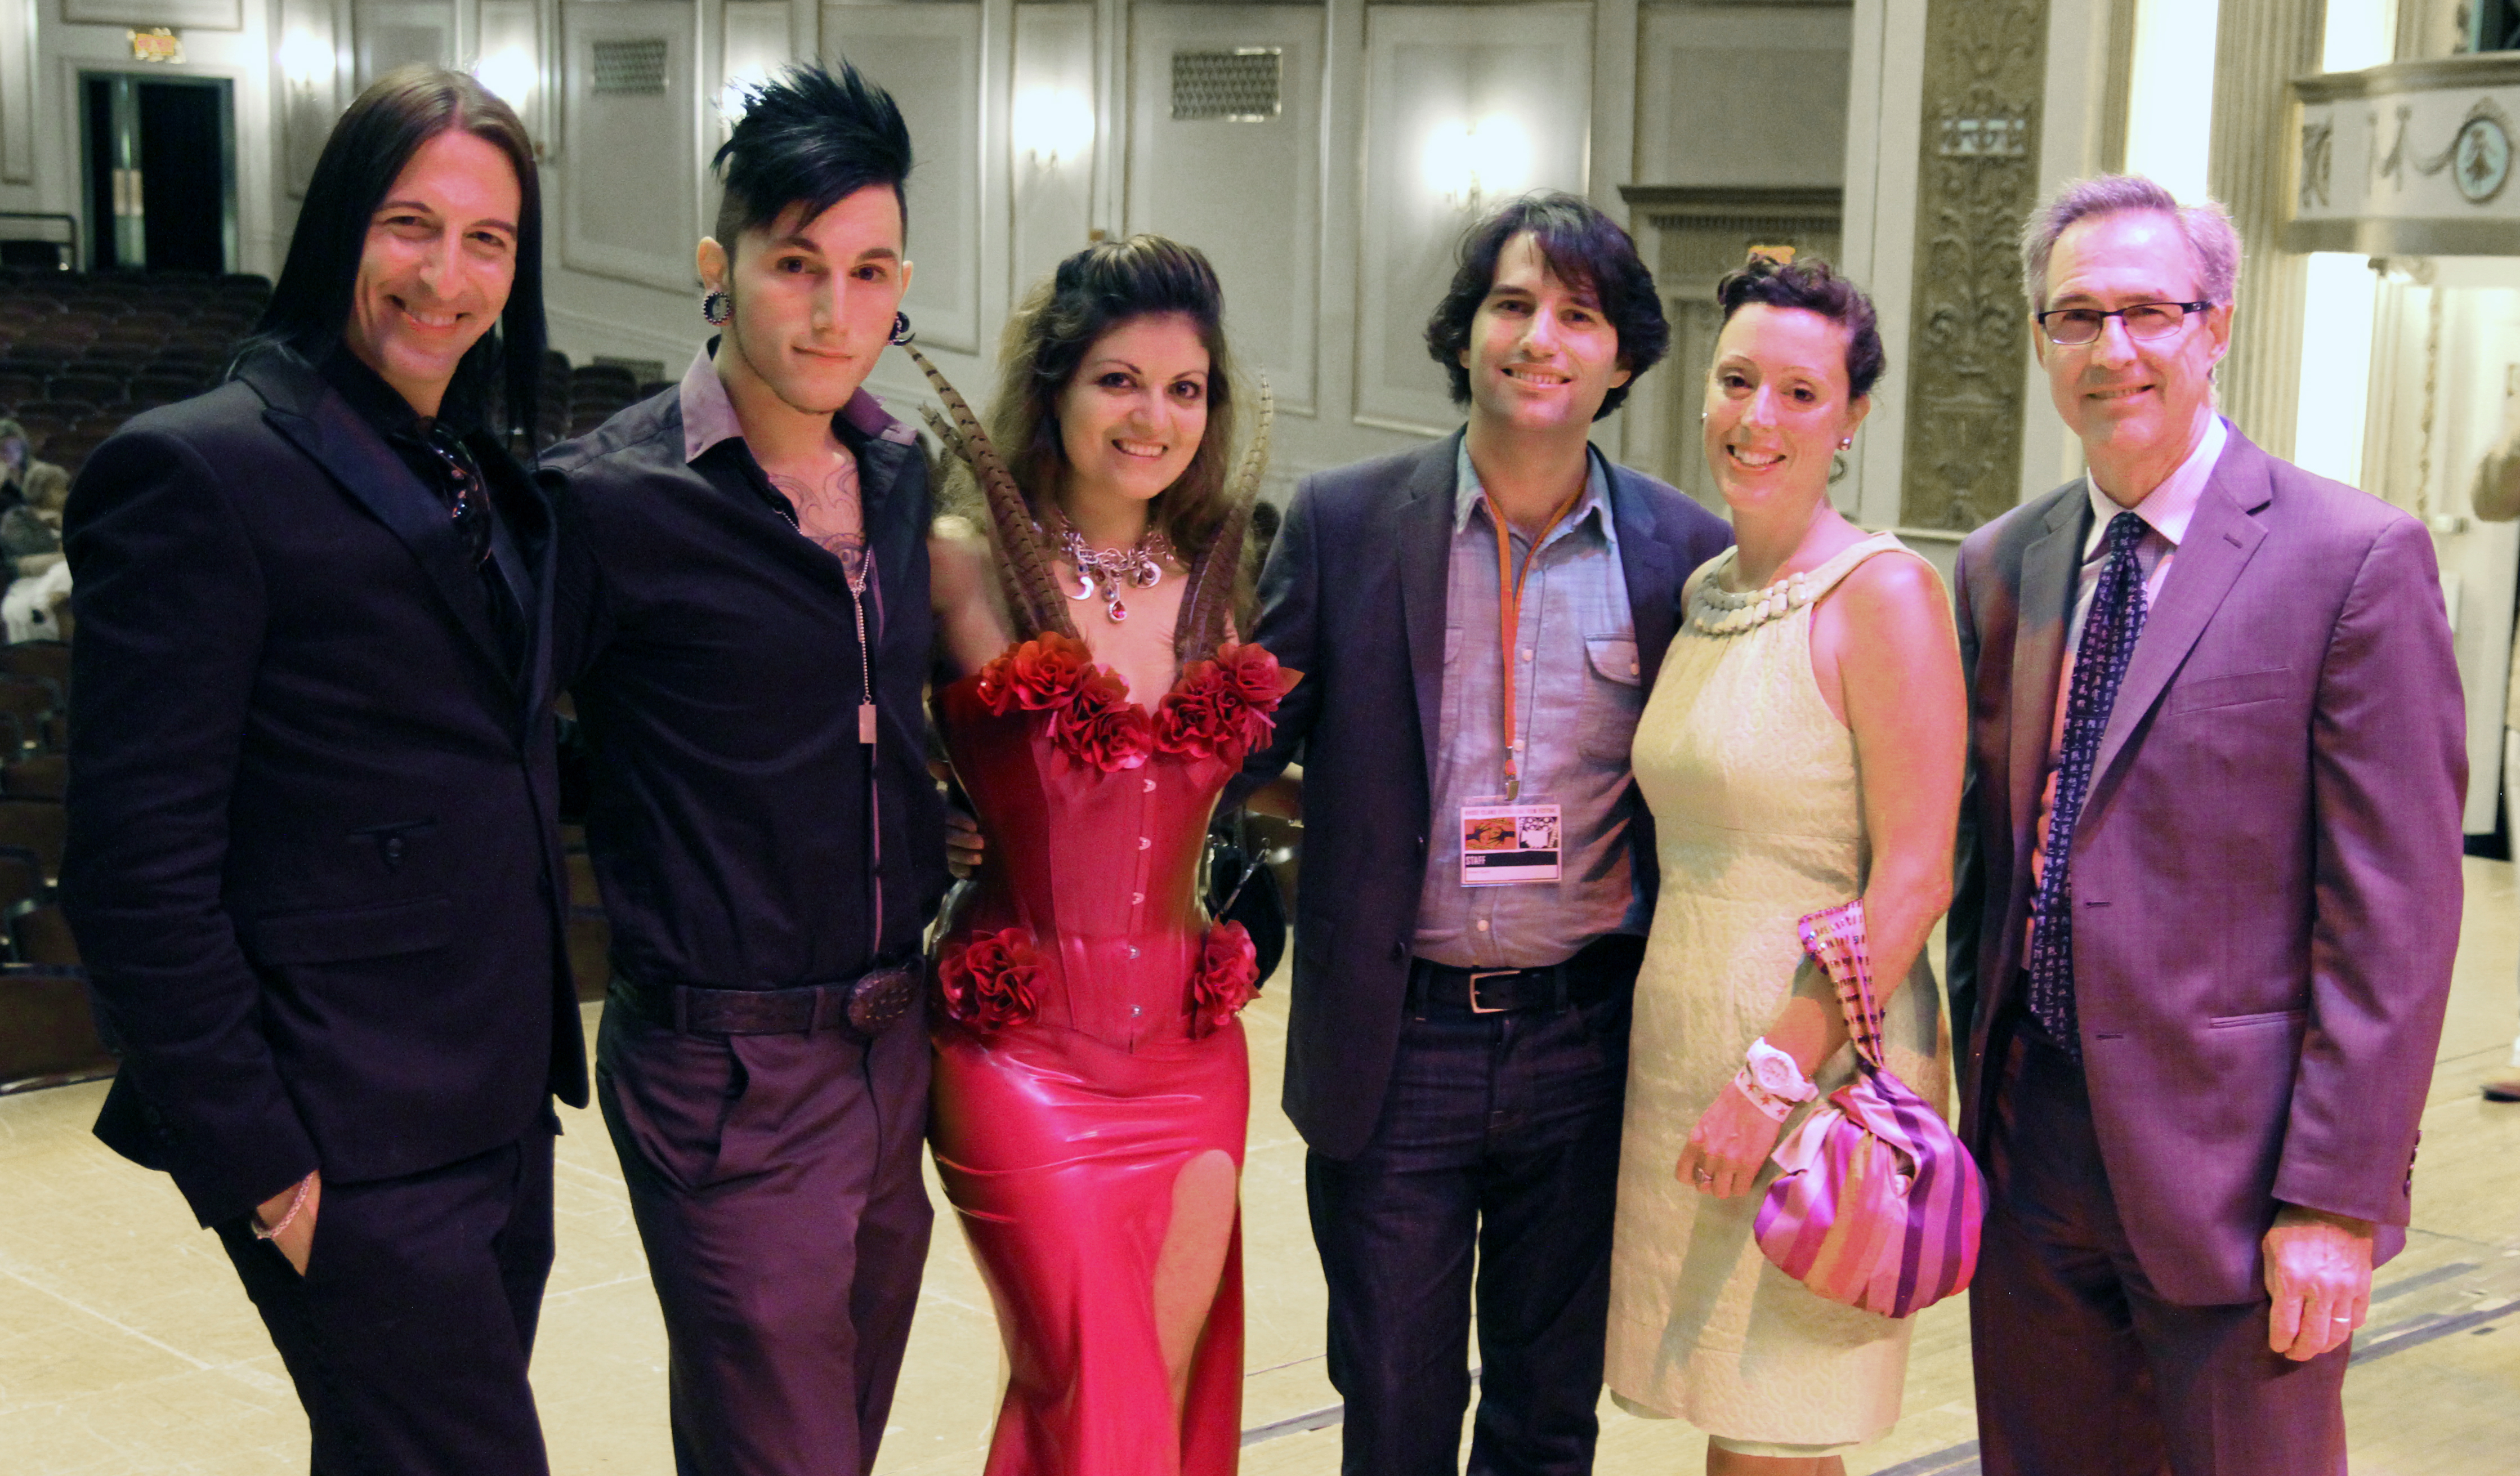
2263, 1203, 2374, 1362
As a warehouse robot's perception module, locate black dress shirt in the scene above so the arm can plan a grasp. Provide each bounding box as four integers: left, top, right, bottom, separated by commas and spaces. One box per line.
542, 361, 948, 993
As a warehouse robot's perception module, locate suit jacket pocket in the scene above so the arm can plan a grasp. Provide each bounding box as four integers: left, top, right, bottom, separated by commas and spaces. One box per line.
2207, 1007, 2308, 1030
2169, 666, 2292, 714
241, 895, 455, 965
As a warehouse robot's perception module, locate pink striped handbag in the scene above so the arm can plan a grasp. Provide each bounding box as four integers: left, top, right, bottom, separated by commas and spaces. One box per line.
1752, 900, 1985, 1319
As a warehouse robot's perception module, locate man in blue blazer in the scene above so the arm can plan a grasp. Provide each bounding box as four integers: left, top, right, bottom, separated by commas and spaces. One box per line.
1232, 193, 1731, 1475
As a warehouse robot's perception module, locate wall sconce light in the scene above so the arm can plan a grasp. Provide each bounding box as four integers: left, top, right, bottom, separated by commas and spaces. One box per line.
719, 71, 771, 123
1424, 114, 1535, 210
277, 30, 330, 91
474, 47, 536, 108
1014, 87, 1094, 169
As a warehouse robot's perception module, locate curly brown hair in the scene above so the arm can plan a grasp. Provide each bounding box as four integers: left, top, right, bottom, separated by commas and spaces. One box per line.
963, 235, 1244, 560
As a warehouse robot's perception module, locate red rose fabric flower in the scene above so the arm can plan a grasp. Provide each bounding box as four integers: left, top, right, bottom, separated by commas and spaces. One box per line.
1154, 642, 1302, 759
936, 927, 1044, 1033
1188, 920, 1261, 1037
1051, 668, 1154, 771
1006, 632, 1093, 710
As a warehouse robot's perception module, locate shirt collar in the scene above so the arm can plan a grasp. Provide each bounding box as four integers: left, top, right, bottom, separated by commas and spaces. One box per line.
1451, 435, 1616, 548
2085, 413, 2227, 553
678, 343, 920, 466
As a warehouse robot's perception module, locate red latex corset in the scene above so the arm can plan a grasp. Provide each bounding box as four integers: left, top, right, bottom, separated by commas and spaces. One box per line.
934, 635, 1299, 1050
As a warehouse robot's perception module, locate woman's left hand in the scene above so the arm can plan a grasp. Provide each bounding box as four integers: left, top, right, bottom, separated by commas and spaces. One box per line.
1675, 1083, 1787, 1199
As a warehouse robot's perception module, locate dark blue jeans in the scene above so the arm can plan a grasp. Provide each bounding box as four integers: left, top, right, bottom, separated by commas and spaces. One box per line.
1307, 987, 1630, 1476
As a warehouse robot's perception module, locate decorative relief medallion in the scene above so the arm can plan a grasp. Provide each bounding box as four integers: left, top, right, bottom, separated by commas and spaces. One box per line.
2454, 111, 2512, 202
1900, 0, 2050, 533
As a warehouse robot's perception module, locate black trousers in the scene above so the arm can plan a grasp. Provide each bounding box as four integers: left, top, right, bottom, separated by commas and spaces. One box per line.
596, 996, 934, 1476
1307, 987, 1630, 1476
1972, 1026, 2349, 1476
217, 1121, 558, 1476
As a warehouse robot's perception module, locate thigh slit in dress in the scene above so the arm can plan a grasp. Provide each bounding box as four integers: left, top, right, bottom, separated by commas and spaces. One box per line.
929, 637, 1297, 1476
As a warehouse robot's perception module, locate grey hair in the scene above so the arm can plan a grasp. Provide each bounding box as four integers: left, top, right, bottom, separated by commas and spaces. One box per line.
2019, 173, 2241, 311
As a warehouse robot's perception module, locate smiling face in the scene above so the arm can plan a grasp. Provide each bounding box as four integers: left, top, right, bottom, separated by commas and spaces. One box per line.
1701, 302, 1868, 518
1459, 231, 1631, 438
703, 183, 910, 418
2035, 209, 2231, 483
343, 127, 521, 418
1054, 312, 1211, 513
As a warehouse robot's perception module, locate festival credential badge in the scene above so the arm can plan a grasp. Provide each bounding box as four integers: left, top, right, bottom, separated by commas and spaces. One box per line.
1459, 798, 1562, 887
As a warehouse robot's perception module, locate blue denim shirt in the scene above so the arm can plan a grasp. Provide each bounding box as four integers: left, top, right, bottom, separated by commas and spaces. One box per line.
1413, 439, 1649, 969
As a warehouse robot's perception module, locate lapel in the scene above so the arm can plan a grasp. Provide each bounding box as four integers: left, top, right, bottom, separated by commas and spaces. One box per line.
2008, 485, 2088, 852
1606, 459, 1679, 679
241, 352, 516, 692
1395, 432, 1464, 791
2088, 429, 2271, 794
480, 439, 558, 722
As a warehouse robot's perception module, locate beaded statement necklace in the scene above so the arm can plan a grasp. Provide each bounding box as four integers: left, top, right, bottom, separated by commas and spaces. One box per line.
1058, 524, 1172, 623
1688, 557, 1816, 636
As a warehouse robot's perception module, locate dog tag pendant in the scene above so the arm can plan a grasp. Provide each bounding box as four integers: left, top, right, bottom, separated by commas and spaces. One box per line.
859, 703, 878, 746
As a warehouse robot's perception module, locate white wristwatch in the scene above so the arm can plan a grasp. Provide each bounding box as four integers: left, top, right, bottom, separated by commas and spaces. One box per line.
1733, 1037, 1818, 1122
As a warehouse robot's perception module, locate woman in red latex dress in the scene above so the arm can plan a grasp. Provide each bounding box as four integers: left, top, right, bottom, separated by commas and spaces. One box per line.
917, 236, 1293, 1475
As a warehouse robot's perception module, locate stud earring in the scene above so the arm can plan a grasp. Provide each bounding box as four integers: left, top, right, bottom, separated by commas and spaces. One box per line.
1837, 436, 1853, 450
701, 289, 731, 326
889, 311, 914, 346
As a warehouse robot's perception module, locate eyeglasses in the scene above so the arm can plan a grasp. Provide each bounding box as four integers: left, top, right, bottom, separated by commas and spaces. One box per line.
2035, 300, 2213, 347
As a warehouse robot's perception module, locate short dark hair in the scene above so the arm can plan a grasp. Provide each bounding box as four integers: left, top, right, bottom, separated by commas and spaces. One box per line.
975, 235, 1241, 557
713, 62, 913, 256
1714, 253, 1886, 400
1423, 191, 1666, 421
244, 65, 545, 438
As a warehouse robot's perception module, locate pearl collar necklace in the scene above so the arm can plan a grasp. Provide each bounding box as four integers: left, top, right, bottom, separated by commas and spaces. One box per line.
1688, 556, 1815, 636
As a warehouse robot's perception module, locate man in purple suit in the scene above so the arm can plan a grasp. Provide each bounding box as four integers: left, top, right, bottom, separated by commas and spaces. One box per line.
1948, 173, 2466, 1474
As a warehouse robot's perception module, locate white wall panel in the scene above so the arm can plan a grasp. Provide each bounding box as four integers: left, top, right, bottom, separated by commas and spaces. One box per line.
825, 3, 984, 351
1635, 3, 1849, 187
0, 0, 32, 183
1355, 3, 1591, 436
1127, 4, 1324, 414
561, 0, 700, 292
1011, 2, 1093, 307
355, 0, 456, 83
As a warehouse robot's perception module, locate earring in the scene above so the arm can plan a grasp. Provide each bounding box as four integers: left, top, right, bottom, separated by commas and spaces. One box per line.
889, 311, 914, 346
1837, 436, 1853, 450
701, 289, 731, 326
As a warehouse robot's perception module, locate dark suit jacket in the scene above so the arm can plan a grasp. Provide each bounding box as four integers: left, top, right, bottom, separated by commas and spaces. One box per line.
1231, 430, 1732, 1159
62, 349, 588, 1230
1949, 425, 2464, 1305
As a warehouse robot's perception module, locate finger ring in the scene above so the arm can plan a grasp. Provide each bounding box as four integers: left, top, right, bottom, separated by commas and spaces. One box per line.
1694, 1169, 1714, 1183
2331, 1315, 2353, 1324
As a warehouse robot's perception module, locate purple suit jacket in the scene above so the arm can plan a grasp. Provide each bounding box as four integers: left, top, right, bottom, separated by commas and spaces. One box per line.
1947, 425, 2465, 1306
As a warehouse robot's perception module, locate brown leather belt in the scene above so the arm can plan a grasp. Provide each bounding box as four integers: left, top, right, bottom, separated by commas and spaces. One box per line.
1409, 933, 1645, 1016
613, 960, 920, 1039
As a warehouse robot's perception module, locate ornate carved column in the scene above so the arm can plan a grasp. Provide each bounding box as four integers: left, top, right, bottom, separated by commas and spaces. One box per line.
1898, 0, 2052, 530
2206, 0, 2324, 459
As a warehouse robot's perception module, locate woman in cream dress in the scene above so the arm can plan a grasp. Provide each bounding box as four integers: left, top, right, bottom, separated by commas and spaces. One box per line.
1605, 256, 1965, 1474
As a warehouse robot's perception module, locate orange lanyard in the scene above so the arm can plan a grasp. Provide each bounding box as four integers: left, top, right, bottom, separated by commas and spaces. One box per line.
1484, 488, 1581, 801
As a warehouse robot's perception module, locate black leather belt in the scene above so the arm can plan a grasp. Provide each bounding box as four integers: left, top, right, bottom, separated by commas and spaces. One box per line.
612, 960, 920, 1039
1409, 933, 1645, 1016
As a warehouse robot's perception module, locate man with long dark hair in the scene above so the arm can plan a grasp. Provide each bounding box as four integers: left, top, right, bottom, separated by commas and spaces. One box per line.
60, 66, 582, 1474
540, 62, 946, 1476
1229, 193, 1732, 1474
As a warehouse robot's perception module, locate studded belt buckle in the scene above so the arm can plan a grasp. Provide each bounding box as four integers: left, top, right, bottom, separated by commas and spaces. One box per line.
845, 963, 918, 1037
1466, 969, 1518, 1014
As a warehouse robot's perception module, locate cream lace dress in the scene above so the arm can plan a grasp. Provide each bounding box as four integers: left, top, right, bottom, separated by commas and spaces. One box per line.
1604, 531, 1952, 1450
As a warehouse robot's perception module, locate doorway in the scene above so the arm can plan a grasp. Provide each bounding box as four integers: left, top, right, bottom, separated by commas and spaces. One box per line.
80, 73, 236, 274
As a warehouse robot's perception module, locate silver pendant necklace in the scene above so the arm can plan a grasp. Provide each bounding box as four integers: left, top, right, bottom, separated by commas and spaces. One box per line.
1059, 524, 1170, 623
